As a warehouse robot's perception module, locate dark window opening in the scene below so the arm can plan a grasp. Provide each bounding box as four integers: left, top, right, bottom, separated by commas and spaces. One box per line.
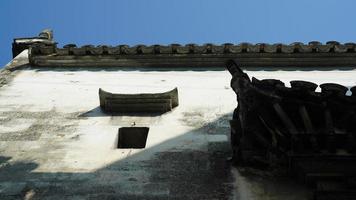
117, 127, 149, 148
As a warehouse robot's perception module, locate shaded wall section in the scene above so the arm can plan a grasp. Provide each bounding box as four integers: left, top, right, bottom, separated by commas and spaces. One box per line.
0, 67, 238, 199
1, 64, 356, 199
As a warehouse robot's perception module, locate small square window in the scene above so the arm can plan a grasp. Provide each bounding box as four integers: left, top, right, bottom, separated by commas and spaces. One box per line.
117, 127, 149, 148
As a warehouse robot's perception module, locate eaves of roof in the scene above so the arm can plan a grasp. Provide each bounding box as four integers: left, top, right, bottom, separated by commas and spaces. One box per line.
14, 30, 356, 68
29, 42, 356, 68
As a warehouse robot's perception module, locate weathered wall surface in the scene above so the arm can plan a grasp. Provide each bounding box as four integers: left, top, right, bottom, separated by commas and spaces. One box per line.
0, 66, 238, 199
0, 50, 29, 89
1, 60, 356, 199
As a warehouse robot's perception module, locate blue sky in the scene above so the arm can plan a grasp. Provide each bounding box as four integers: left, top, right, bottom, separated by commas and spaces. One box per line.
1, 0, 356, 66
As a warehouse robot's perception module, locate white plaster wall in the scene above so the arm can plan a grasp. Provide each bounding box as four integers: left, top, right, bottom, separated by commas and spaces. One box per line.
0, 68, 236, 171
1, 64, 356, 199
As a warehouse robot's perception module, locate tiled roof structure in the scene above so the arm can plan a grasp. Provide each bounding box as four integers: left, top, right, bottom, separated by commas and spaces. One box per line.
227, 60, 356, 199
2, 29, 356, 199
33, 41, 356, 55
23, 30, 356, 68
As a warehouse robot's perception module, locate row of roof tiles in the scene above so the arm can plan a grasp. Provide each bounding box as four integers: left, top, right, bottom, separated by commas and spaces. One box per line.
30, 41, 356, 56
252, 78, 356, 98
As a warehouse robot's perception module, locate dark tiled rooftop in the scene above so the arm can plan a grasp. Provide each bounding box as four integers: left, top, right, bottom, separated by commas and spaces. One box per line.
31, 41, 356, 56
12, 30, 356, 68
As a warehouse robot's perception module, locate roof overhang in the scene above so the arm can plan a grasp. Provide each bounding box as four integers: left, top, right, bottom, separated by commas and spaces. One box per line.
8, 30, 356, 68
29, 51, 356, 68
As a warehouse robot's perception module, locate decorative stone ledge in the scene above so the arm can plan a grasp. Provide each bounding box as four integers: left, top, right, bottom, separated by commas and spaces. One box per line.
99, 88, 179, 113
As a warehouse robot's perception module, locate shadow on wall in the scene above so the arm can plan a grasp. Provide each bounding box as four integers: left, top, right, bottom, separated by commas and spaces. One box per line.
0, 65, 315, 199
0, 112, 310, 200
0, 114, 237, 200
